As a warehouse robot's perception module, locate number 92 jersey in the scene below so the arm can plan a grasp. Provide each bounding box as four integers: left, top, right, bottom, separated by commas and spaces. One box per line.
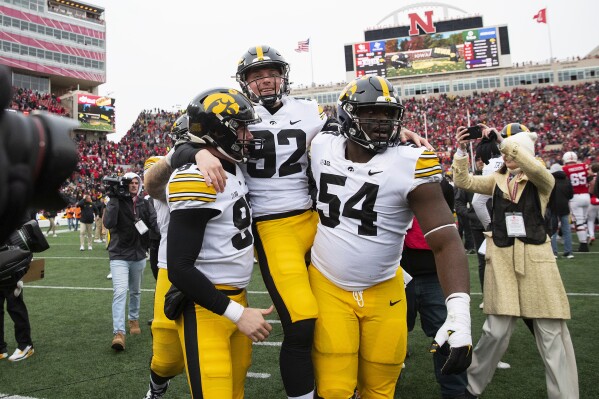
310, 132, 442, 291
242, 96, 327, 218
167, 163, 254, 288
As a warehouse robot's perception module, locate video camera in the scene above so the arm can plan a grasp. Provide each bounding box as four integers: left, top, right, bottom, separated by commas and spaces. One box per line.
0, 65, 79, 243
103, 175, 133, 198
0, 220, 49, 288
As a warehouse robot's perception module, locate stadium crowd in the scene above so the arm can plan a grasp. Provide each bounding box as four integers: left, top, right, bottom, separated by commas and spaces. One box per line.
9, 82, 598, 202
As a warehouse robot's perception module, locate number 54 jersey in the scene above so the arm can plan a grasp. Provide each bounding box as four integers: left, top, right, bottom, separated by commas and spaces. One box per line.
310, 132, 442, 291
167, 163, 254, 289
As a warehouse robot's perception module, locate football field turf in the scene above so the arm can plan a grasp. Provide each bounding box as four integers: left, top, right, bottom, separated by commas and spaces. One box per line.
1, 227, 597, 398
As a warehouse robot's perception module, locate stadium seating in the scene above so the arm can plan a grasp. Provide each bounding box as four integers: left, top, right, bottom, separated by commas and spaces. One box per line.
9, 83, 598, 205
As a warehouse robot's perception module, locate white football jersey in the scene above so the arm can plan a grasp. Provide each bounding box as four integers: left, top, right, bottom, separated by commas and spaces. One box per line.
242, 96, 327, 218
472, 155, 504, 228
154, 198, 169, 270
310, 132, 442, 291
167, 163, 253, 288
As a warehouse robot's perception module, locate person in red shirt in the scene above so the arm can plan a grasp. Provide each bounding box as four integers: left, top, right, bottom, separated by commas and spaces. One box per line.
562, 151, 591, 252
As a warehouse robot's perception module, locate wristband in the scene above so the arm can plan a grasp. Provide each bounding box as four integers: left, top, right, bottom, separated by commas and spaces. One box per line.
446, 292, 470, 313
223, 300, 244, 323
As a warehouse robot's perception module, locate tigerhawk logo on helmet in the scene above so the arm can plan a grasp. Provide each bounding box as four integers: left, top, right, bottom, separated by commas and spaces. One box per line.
185, 88, 263, 163
204, 90, 241, 116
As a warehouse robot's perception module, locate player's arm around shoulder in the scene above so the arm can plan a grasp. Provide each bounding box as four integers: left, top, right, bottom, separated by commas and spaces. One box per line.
145, 157, 173, 201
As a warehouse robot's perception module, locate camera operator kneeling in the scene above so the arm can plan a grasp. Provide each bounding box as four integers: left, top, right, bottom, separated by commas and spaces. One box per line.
102, 173, 158, 351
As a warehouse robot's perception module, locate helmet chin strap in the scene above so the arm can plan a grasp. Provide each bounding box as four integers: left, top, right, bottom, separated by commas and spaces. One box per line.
259, 95, 279, 107
203, 136, 243, 163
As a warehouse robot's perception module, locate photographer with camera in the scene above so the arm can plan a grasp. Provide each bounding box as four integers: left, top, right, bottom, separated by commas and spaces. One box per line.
103, 173, 158, 351
1, 218, 49, 362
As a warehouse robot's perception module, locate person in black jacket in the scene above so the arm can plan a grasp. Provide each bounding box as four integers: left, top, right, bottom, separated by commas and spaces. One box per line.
77, 194, 96, 251
402, 179, 469, 399
455, 179, 486, 290
549, 163, 575, 258
103, 172, 158, 351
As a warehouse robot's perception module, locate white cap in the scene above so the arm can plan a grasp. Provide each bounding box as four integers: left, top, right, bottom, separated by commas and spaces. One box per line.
563, 151, 578, 164
549, 163, 563, 173
503, 132, 537, 156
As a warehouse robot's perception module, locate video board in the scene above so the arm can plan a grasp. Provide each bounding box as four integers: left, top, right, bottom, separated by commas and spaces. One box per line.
77, 94, 115, 132
354, 27, 500, 78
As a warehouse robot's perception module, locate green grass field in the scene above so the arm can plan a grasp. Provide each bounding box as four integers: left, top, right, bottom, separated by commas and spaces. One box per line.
1, 226, 597, 398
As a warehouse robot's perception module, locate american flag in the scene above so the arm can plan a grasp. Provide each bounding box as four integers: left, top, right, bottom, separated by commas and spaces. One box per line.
295, 38, 310, 53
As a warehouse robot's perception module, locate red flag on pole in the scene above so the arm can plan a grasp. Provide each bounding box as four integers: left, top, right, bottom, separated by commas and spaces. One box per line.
533, 8, 547, 23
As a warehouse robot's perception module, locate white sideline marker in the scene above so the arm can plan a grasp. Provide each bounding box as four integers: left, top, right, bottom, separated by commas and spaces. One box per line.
247, 372, 271, 379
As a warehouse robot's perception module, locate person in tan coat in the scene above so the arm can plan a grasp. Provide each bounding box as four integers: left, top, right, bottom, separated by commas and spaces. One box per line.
452, 123, 578, 399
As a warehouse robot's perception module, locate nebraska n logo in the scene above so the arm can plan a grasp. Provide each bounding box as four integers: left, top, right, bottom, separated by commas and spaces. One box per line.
204, 92, 240, 116
408, 10, 436, 36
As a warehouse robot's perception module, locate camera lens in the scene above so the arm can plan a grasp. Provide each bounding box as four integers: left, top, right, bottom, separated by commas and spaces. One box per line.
5, 220, 49, 253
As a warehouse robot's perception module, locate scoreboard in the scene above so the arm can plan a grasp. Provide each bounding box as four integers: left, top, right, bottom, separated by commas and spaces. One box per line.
462, 28, 499, 69
354, 41, 387, 77
351, 26, 505, 79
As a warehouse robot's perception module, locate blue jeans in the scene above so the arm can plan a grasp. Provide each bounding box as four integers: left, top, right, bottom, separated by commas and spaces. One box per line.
406, 274, 468, 398
551, 214, 573, 255
110, 259, 146, 334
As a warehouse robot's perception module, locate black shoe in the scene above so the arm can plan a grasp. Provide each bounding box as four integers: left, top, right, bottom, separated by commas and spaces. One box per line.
443, 392, 478, 399
147, 319, 153, 326
144, 381, 169, 399
577, 243, 589, 252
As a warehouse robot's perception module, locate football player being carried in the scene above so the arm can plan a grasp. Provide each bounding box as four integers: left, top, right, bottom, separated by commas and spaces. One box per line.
165, 88, 273, 399
308, 76, 472, 398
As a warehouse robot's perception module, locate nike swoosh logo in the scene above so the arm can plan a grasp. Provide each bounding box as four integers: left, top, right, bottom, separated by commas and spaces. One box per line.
368, 170, 383, 176
390, 299, 402, 306
290, 120, 301, 125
